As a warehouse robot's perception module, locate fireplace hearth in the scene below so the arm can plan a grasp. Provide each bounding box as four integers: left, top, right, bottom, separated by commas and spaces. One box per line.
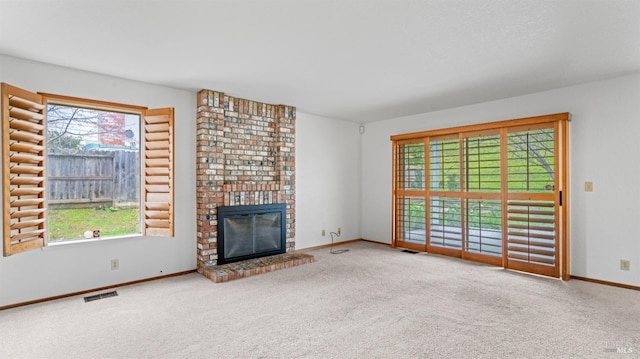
217, 204, 286, 264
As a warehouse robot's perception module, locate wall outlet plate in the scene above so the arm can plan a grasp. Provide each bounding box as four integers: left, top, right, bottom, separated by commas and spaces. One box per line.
111, 259, 119, 270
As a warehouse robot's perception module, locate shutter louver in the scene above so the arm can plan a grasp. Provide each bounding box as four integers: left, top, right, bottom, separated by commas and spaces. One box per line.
463, 133, 501, 193
397, 141, 425, 191
507, 200, 556, 266
429, 135, 459, 192
465, 199, 502, 257
394, 141, 426, 249
2, 83, 46, 256
143, 108, 174, 237
397, 196, 426, 244
429, 197, 462, 249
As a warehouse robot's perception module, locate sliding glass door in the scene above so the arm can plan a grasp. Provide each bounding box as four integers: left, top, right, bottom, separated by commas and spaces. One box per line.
392, 113, 569, 278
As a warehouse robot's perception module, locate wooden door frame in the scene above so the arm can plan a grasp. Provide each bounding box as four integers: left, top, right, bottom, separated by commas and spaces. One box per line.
391, 113, 570, 279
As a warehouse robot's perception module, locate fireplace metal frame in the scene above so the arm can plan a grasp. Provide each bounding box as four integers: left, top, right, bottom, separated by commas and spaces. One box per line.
217, 203, 287, 264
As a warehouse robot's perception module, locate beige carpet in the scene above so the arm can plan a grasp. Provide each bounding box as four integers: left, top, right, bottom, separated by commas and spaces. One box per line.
0, 241, 638, 358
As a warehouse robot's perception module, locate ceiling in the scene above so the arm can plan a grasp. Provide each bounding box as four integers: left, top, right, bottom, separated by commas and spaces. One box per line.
1, 0, 639, 123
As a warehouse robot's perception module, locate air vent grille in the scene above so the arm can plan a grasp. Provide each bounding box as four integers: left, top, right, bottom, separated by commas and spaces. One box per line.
84, 291, 118, 303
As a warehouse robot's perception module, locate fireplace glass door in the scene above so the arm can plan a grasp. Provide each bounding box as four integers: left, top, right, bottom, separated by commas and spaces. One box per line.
224, 212, 282, 258
217, 204, 286, 264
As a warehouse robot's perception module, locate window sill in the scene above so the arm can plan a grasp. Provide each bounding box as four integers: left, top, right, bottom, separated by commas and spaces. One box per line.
47, 233, 143, 248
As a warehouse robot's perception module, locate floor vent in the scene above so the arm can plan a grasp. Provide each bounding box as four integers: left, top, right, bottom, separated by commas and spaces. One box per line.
401, 249, 419, 254
84, 291, 118, 303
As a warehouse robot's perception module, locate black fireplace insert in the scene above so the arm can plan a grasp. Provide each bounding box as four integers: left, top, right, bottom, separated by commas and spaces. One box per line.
217, 203, 286, 264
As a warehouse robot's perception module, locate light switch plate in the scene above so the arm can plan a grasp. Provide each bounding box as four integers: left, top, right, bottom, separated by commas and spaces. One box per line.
584, 181, 593, 192
620, 259, 630, 271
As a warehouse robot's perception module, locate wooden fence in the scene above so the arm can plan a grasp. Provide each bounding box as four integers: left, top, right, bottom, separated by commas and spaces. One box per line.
47, 151, 140, 209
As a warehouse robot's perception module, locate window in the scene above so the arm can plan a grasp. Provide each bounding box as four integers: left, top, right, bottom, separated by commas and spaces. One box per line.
391, 113, 569, 279
46, 104, 141, 242
2, 83, 174, 256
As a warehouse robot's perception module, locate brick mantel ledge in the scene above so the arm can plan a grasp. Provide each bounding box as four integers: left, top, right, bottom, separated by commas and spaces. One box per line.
222, 183, 281, 192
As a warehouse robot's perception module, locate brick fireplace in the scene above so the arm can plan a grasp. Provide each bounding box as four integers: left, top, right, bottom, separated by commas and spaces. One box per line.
195, 90, 296, 273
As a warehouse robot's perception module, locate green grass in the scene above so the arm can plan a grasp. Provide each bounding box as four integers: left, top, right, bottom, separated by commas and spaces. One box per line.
47, 207, 140, 242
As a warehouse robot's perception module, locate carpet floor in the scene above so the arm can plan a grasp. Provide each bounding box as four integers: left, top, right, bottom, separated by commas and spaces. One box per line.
0, 241, 638, 358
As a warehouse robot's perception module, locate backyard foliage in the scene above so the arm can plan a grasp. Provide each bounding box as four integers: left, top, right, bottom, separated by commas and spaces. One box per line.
47, 207, 139, 242
45, 103, 142, 242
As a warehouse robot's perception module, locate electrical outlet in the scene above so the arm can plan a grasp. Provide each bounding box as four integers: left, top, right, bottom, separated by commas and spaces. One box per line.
111, 259, 119, 271
620, 259, 630, 271
338, 227, 341, 236
322, 229, 326, 236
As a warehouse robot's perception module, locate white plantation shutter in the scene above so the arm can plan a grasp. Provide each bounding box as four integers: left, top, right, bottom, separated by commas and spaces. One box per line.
143, 108, 174, 237
2, 83, 46, 256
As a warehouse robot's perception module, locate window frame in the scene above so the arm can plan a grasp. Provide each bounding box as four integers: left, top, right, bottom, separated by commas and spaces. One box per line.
2, 83, 174, 256
44, 95, 145, 243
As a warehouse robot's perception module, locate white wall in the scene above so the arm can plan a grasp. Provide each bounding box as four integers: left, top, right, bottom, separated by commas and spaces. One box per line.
361, 73, 640, 287
0, 55, 363, 307
4, 53, 635, 306
0, 55, 197, 307
296, 112, 361, 249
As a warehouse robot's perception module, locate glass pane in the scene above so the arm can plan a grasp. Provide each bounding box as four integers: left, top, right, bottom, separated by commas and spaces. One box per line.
224, 212, 282, 259
463, 134, 501, 192
46, 104, 141, 242
430, 137, 459, 191
397, 196, 426, 244
465, 199, 502, 257
429, 197, 462, 249
397, 142, 425, 190
507, 128, 555, 193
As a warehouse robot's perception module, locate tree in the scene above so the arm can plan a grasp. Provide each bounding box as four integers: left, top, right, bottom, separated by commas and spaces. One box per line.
46, 104, 139, 152
47, 130, 82, 153
508, 131, 554, 179
507, 130, 555, 193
